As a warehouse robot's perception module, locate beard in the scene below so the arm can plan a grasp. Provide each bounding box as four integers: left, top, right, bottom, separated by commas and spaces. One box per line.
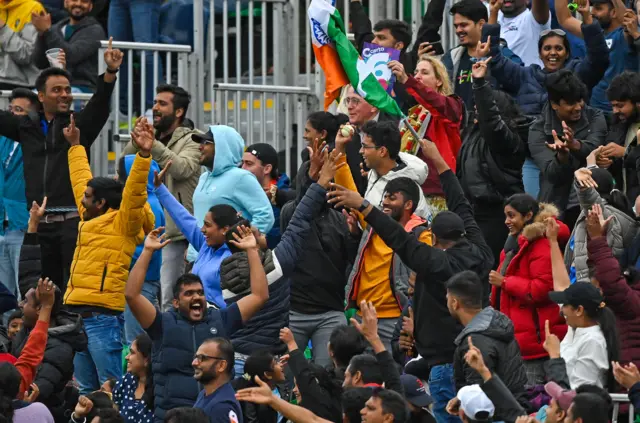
613, 106, 640, 125
154, 113, 178, 134
196, 369, 218, 384
593, 16, 612, 29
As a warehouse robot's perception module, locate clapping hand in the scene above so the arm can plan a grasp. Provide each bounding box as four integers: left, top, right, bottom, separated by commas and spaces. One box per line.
131, 117, 154, 156
542, 320, 561, 359
153, 161, 172, 188
144, 227, 171, 252
63, 114, 80, 146
317, 149, 343, 188
31, 10, 51, 33
613, 361, 640, 390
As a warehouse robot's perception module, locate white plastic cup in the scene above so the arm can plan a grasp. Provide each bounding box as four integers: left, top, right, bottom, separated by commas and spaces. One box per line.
46, 48, 63, 69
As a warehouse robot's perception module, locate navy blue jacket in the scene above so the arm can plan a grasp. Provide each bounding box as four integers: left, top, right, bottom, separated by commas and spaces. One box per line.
222, 182, 332, 355
487, 21, 609, 115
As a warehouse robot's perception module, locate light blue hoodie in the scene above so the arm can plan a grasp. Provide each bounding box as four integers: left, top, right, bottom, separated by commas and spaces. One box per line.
188, 125, 274, 262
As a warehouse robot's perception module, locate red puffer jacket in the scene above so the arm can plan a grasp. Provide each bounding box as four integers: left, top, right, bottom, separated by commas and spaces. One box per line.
492, 203, 569, 360
588, 236, 640, 367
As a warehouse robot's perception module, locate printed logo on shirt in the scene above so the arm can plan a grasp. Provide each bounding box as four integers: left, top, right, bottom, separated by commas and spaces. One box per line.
606, 39, 613, 49
229, 411, 239, 423
458, 69, 472, 84
210, 327, 218, 335
503, 23, 519, 33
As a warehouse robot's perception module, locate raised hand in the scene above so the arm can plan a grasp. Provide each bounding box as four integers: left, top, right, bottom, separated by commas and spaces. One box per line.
74, 396, 94, 418
342, 209, 361, 235
350, 300, 379, 343
63, 114, 80, 146
36, 277, 55, 309
574, 168, 597, 189
586, 204, 612, 239
318, 149, 343, 189
279, 327, 298, 351
326, 183, 366, 210
545, 217, 559, 243
472, 36, 490, 58
24, 383, 40, 403
334, 124, 355, 153
229, 225, 258, 251
542, 320, 561, 358
28, 197, 47, 231
307, 138, 327, 181
104, 37, 124, 70
464, 337, 488, 374
471, 57, 491, 79
131, 117, 154, 156
31, 11, 51, 33
387, 60, 409, 84
561, 122, 580, 152
235, 376, 275, 405
417, 42, 437, 57
153, 161, 173, 188
144, 227, 171, 251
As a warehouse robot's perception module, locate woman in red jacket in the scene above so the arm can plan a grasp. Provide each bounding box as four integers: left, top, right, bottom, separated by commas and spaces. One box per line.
489, 194, 569, 387
389, 56, 463, 213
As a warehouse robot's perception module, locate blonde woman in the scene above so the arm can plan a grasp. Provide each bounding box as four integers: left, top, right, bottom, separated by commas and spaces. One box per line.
389, 56, 463, 214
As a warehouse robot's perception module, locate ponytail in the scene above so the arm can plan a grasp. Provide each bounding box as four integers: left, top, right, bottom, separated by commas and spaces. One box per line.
587, 306, 620, 389
591, 168, 635, 218
603, 189, 635, 219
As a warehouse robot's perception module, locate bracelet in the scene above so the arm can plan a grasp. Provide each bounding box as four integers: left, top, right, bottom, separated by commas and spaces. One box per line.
106, 67, 119, 74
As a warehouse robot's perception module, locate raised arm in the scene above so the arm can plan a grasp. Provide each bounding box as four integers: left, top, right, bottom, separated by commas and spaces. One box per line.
128, 134, 201, 181
66, 135, 94, 218
546, 218, 571, 292
230, 227, 269, 323
532, 0, 551, 25
554, 0, 590, 38
575, 22, 610, 91
485, 30, 528, 95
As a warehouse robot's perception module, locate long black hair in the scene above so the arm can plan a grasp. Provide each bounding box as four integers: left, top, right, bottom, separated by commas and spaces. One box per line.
590, 168, 634, 218
0, 363, 21, 422
134, 333, 154, 410
580, 304, 620, 389
306, 112, 349, 146
504, 193, 540, 226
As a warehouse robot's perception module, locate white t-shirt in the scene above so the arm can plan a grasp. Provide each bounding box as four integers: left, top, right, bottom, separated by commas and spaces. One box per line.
560, 325, 609, 389
498, 8, 551, 67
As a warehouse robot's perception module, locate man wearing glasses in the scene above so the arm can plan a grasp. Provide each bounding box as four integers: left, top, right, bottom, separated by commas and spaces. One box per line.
192, 338, 242, 423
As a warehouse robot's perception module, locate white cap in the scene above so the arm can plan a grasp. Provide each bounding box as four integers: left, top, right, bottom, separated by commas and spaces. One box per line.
457, 385, 495, 421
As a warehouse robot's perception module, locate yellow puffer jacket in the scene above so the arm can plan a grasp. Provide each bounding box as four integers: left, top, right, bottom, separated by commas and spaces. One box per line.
63, 146, 155, 312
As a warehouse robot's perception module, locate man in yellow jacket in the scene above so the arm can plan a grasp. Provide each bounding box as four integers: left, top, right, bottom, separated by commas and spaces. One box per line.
62, 115, 155, 394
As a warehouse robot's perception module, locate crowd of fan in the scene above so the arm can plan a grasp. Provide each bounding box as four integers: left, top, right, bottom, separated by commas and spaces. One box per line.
3, 0, 640, 422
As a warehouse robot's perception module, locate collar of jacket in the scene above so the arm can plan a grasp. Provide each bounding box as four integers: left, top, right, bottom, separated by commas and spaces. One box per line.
520, 203, 560, 242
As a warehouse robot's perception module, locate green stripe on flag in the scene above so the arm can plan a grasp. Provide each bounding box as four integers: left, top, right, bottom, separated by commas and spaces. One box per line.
326, 8, 403, 117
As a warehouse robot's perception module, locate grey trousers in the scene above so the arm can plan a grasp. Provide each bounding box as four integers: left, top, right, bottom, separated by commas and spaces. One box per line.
353, 313, 397, 353
160, 239, 188, 312
289, 310, 347, 368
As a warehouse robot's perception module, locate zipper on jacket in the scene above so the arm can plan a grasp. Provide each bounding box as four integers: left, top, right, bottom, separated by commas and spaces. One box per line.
193, 327, 203, 391
42, 137, 48, 198
99, 264, 108, 292
531, 301, 542, 343
66, 222, 84, 301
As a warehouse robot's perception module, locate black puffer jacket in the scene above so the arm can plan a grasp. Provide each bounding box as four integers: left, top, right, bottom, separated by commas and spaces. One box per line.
457, 78, 531, 206
11, 310, 87, 408
453, 307, 530, 419
232, 378, 291, 423
18, 232, 41, 298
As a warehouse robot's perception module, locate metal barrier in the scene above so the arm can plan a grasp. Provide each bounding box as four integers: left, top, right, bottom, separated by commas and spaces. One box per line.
213, 83, 319, 177
611, 393, 635, 423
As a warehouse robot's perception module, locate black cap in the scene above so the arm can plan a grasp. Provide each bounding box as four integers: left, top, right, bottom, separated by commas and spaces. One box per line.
431, 211, 466, 241
401, 374, 434, 408
192, 129, 214, 143
589, 0, 612, 5
549, 283, 605, 308
246, 143, 279, 169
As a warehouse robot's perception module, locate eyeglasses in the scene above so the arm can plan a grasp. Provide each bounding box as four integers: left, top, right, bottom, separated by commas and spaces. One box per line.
540, 28, 567, 38
344, 97, 362, 106
193, 353, 226, 363
360, 142, 380, 149
201, 140, 214, 146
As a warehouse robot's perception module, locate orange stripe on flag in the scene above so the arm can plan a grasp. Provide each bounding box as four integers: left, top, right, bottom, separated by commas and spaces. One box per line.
313, 44, 349, 110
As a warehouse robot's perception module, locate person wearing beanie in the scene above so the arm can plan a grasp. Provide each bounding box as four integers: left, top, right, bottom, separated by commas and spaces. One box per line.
327, 140, 493, 423
242, 143, 295, 248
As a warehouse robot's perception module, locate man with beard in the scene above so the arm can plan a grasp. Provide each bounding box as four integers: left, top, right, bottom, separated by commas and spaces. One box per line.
489, 0, 551, 67
554, 0, 638, 111
32, 0, 106, 93
598, 71, 640, 198
192, 337, 241, 422
528, 70, 607, 229
123, 84, 201, 312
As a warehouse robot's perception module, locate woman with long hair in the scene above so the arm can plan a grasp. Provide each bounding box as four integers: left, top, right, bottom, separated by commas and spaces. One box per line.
389, 55, 463, 214
547, 282, 620, 389
113, 333, 154, 423
0, 363, 53, 423
489, 194, 569, 387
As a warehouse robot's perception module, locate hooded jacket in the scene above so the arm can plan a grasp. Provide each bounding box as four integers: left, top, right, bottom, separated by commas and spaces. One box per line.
453, 307, 529, 419
188, 125, 274, 261
528, 104, 607, 214
492, 203, 569, 360
362, 170, 494, 366
485, 21, 609, 115
565, 183, 638, 283
0, 136, 28, 235
12, 310, 87, 407
33, 16, 105, 90
0, 0, 44, 87
64, 147, 155, 313
122, 121, 202, 242
121, 155, 166, 282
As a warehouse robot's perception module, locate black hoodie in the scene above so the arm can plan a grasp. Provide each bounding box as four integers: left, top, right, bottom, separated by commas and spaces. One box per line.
453, 307, 530, 419
12, 310, 87, 407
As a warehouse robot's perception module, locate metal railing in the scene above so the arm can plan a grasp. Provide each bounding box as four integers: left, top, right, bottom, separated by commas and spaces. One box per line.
610, 393, 635, 423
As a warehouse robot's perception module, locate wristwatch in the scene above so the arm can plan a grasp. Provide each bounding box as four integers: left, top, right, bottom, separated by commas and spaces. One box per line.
358, 199, 371, 212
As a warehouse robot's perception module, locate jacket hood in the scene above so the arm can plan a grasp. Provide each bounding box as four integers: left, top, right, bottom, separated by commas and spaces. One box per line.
48, 310, 88, 352
521, 203, 559, 242
123, 154, 161, 194
392, 152, 429, 185
276, 173, 291, 189
0, 0, 36, 9
210, 125, 245, 176
455, 307, 515, 345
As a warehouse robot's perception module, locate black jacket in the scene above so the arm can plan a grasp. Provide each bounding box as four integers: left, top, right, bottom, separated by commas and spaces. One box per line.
18, 232, 41, 298
0, 282, 18, 316
528, 103, 606, 214
480, 375, 527, 423
363, 170, 494, 366
33, 17, 106, 90
602, 120, 629, 192
12, 310, 87, 407
391, 303, 416, 366
232, 378, 291, 423
621, 133, 640, 203
453, 307, 529, 420
280, 162, 358, 314
457, 78, 529, 207
0, 74, 114, 209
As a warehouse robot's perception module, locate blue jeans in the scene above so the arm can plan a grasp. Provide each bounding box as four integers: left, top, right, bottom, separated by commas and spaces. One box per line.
108, 0, 162, 112
74, 314, 124, 394
124, 280, 159, 344
522, 157, 540, 199
429, 363, 460, 423
0, 230, 24, 300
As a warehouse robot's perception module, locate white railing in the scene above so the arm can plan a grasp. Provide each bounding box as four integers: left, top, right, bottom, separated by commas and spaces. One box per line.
610, 393, 635, 423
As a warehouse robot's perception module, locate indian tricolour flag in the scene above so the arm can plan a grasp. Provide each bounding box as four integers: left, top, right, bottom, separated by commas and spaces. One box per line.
308, 0, 403, 116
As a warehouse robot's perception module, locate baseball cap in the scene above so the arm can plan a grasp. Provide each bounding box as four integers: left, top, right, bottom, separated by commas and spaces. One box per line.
246, 143, 279, 169
192, 129, 214, 143
544, 382, 576, 411
401, 374, 433, 408
457, 385, 494, 421
548, 282, 605, 309
431, 211, 466, 241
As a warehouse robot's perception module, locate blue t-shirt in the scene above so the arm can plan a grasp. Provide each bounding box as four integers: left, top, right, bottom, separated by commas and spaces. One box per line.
590, 27, 639, 111
194, 382, 244, 423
